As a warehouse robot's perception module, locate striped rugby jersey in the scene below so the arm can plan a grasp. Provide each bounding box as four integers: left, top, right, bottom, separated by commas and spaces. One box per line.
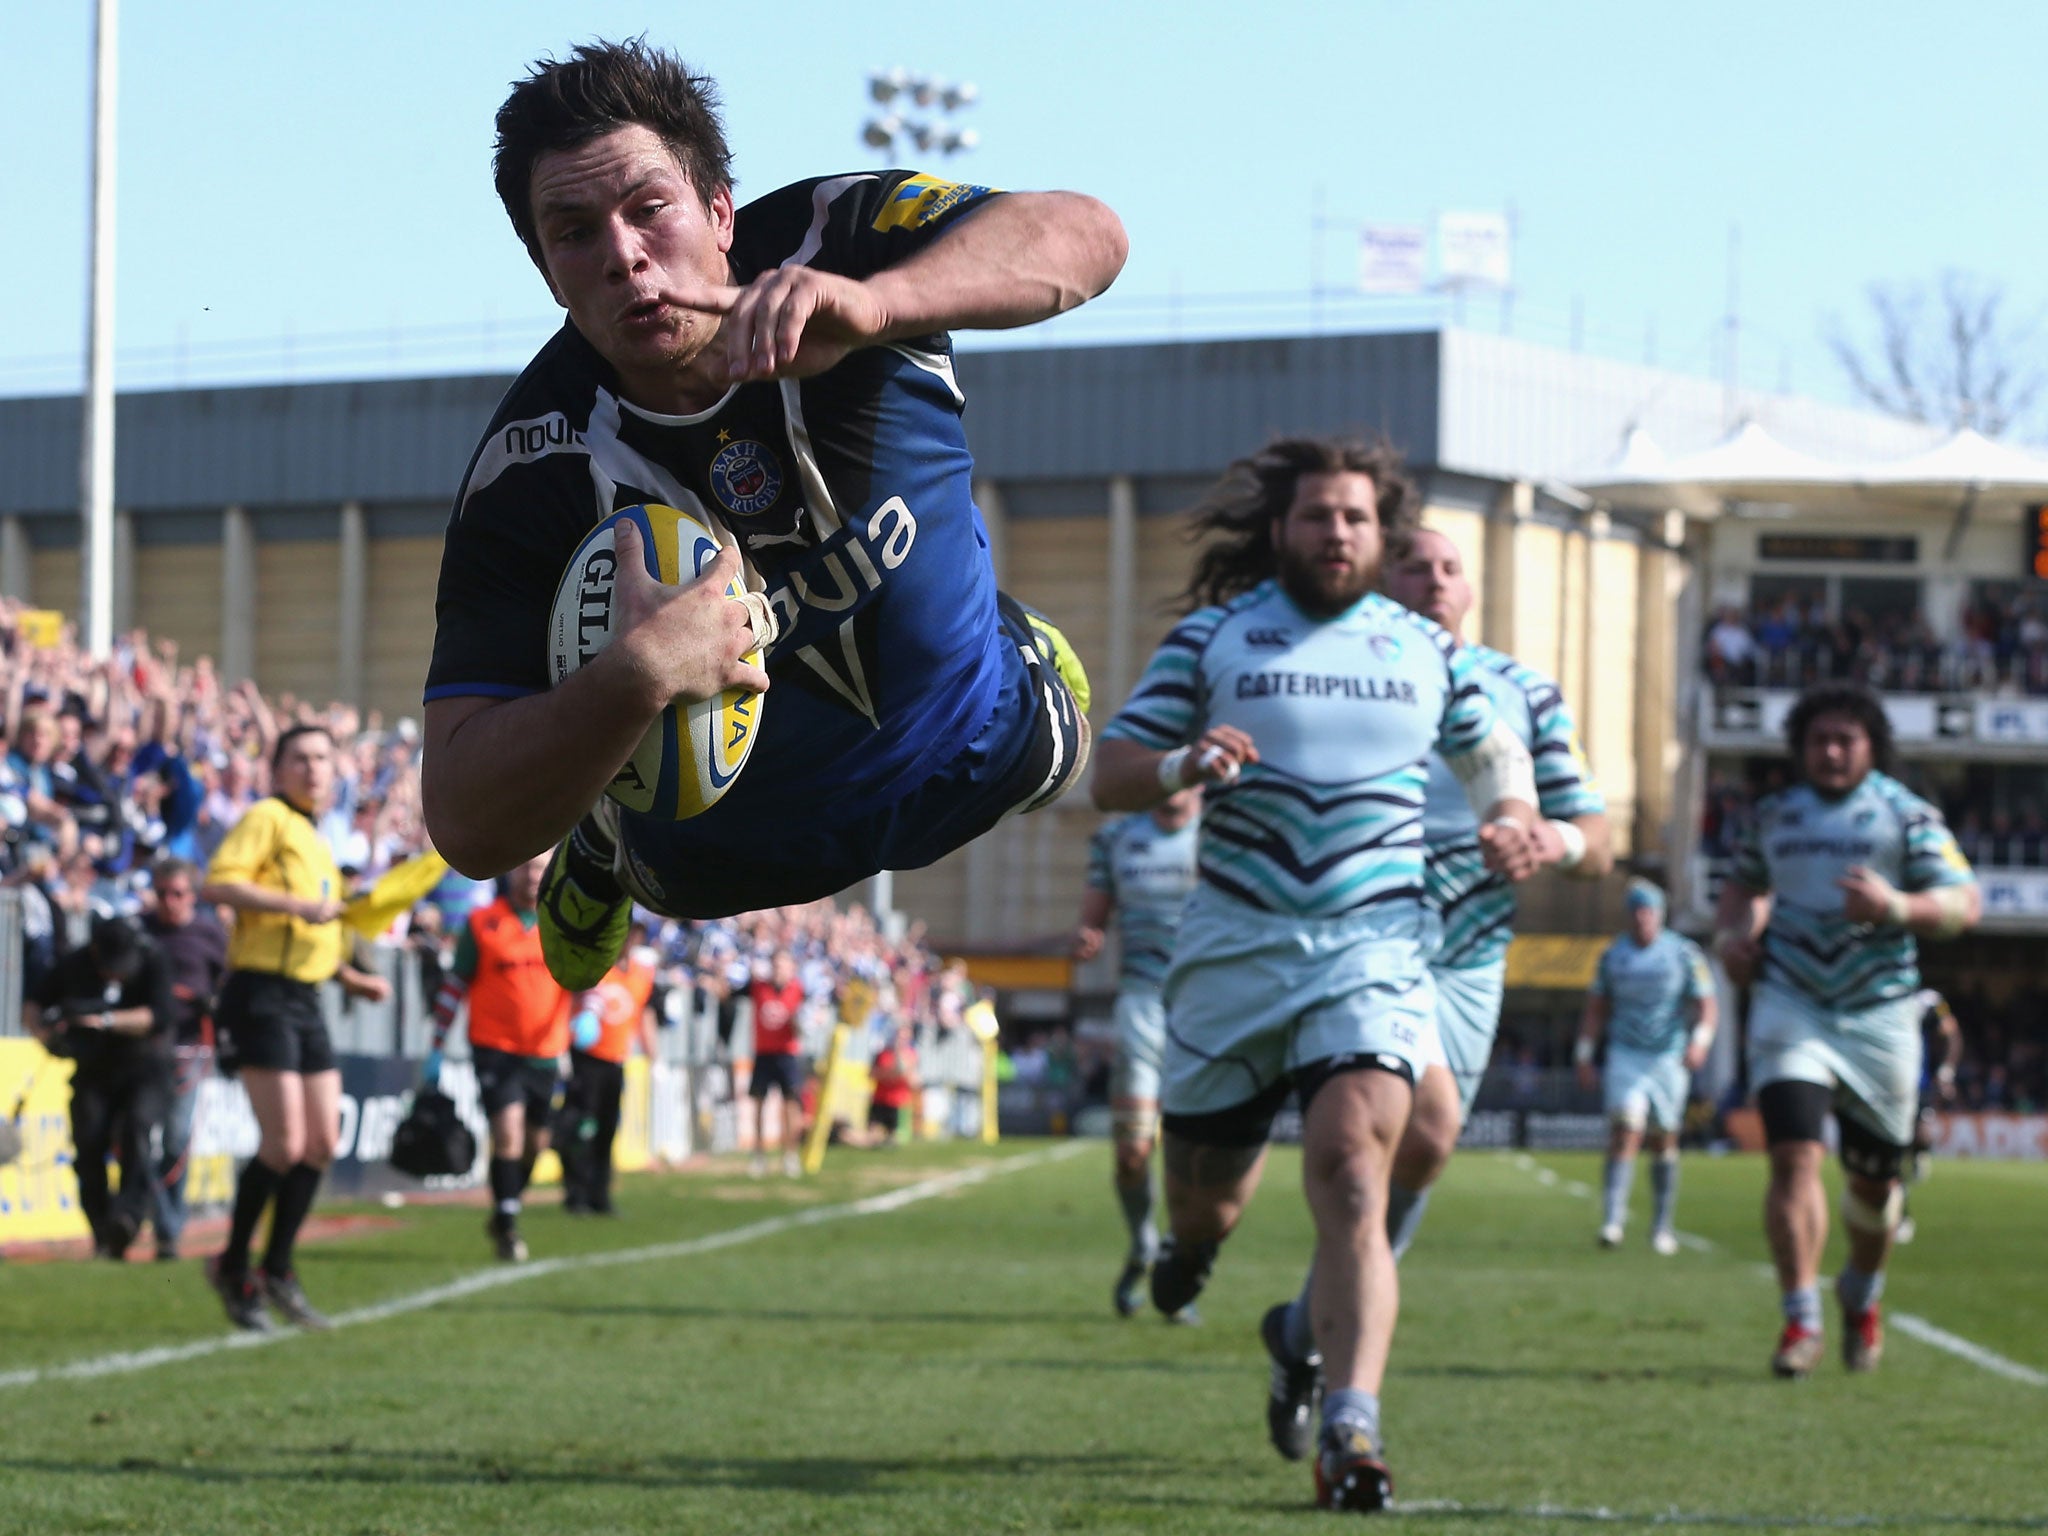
1421, 645, 1604, 970
1591, 930, 1714, 1054
428, 171, 1015, 836
1102, 582, 1496, 924
1732, 772, 1975, 1011
1086, 812, 1200, 989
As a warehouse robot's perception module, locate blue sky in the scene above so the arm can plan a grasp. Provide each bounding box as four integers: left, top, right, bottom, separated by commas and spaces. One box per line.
8, 0, 2044, 423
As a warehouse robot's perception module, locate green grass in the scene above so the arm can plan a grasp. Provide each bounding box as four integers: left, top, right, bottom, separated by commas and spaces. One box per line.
2, 1141, 2045, 1534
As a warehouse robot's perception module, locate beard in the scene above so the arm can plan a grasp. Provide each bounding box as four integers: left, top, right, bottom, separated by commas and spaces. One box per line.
1275, 542, 1376, 618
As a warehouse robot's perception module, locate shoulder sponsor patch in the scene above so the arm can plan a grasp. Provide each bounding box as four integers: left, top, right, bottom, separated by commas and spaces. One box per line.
872, 173, 995, 232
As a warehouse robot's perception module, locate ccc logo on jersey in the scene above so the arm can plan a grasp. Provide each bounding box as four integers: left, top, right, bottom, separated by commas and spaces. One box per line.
709, 439, 784, 518
873, 173, 994, 232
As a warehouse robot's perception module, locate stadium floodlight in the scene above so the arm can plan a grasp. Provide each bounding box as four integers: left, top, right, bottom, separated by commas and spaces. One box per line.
858, 70, 980, 159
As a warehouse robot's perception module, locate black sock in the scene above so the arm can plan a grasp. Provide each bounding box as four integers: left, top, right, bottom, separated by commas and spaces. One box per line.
261, 1163, 325, 1278
489, 1157, 524, 1232
565, 815, 622, 903
223, 1160, 284, 1276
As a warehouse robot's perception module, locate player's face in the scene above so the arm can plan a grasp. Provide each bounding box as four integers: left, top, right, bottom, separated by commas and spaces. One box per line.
1272, 471, 1383, 618
529, 124, 736, 410
1629, 904, 1662, 945
1383, 528, 1473, 639
1801, 711, 1874, 796
502, 852, 550, 912
1151, 786, 1201, 831
273, 733, 334, 813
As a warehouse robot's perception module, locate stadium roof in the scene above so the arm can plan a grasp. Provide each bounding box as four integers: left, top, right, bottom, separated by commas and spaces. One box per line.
0, 328, 1937, 521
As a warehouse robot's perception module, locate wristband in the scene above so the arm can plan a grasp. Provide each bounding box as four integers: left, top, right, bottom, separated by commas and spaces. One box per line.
1688, 1024, 1715, 1055
1156, 747, 1193, 793
1572, 1036, 1595, 1067
1546, 819, 1587, 871
1935, 1063, 1956, 1085
1883, 889, 1910, 927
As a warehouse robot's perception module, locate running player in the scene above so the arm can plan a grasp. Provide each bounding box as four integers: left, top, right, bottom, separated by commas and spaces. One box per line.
1575, 879, 1716, 1253
1092, 437, 1543, 1511
422, 40, 1125, 987
1714, 685, 1980, 1377
1255, 522, 1608, 1472
1375, 526, 1609, 1249
1071, 785, 1201, 1319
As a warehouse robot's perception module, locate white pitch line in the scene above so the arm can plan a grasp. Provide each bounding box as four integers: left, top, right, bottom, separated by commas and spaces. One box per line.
0, 1141, 1090, 1392
1506, 1152, 2047, 1391
1891, 1312, 2048, 1388
1399, 1497, 2048, 1529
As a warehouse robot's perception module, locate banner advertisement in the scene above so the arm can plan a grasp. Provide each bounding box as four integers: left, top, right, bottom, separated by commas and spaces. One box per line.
1358, 224, 1426, 294
1975, 699, 2048, 744
0, 1046, 690, 1247
1927, 1113, 2048, 1160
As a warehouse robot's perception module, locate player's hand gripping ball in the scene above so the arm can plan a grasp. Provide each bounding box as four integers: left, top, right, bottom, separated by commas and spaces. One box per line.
549, 503, 765, 820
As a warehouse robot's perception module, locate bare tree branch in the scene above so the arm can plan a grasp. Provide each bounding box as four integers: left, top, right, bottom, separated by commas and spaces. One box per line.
1828, 272, 2044, 438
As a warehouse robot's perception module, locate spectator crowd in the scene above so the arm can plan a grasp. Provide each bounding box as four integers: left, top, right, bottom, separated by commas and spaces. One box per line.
1703, 586, 2048, 695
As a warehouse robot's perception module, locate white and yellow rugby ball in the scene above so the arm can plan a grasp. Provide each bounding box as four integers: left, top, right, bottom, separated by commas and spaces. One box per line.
549, 503, 764, 820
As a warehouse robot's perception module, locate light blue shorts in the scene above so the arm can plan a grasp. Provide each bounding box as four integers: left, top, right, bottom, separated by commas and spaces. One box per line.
1161, 887, 1438, 1120
1746, 981, 1921, 1146
1110, 985, 1166, 1104
1424, 958, 1507, 1119
1604, 1043, 1690, 1133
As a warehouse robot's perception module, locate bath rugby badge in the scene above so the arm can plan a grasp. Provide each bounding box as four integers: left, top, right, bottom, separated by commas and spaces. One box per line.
1369, 633, 1403, 662
709, 439, 783, 518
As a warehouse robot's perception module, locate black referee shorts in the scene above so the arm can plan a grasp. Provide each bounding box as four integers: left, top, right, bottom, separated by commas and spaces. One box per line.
217, 972, 335, 1076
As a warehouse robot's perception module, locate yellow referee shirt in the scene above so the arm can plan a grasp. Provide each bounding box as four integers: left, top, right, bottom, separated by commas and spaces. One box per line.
206, 796, 348, 984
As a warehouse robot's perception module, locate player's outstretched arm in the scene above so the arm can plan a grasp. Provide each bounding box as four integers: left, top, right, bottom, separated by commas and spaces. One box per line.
1574, 993, 1609, 1091
1090, 729, 1254, 813
706, 192, 1127, 384
424, 534, 769, 877
1711, 878, 1770, 987
1071, 887, 1114, 962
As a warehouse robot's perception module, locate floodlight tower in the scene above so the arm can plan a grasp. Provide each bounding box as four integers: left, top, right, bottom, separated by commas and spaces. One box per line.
860, 69, 981, 162
80, 0, 119, 658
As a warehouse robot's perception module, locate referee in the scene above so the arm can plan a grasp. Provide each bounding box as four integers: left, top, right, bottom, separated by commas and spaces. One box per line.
200, 724, 391, 1331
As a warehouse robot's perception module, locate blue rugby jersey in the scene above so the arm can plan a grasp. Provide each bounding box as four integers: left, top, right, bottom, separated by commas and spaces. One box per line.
1086, 812, 1200, 989
1102, 582, 1496, 924
428, 172, 1014, 839
1420, 645, 1604, 970
1591, 930, 1714, 1054
1731, 772, 1975, 1011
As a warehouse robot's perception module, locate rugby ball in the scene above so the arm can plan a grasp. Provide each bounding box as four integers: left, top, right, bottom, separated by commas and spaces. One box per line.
548, 503, 764, 820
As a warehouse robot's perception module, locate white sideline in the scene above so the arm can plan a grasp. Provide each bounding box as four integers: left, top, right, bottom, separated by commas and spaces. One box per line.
0, 1141, 1090, 1392
1401, 1498, 2048, 1528
1508, 1152, 2047, 1390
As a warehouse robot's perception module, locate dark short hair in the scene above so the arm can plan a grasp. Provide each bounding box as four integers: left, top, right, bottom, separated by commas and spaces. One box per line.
1180, 436, 1419, 612
1785, 684, 1894, 777
494, 38, 734, 266
271, 723, 333, 770
89, 915, 144, 981
151, 856, 198, 893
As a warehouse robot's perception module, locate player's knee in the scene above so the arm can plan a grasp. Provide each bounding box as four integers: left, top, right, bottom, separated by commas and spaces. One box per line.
1840, 1180, 1904, 1236
1112, 1137, 1153, 1182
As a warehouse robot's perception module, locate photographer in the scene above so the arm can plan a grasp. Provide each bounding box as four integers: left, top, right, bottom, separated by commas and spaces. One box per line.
24, 913, 175, 1260
142, 858, 229, 1261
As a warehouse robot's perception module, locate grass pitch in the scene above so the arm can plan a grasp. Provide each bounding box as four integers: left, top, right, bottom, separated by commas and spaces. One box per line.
2, 1141, 2044, 1534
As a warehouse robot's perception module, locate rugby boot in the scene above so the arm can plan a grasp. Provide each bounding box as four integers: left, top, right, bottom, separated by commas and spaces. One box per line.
1149, 1236, 1217, 1320
1261, 1303, 1323, 1462
1771, 1322, 1825, 1379
1650, 1228, 1681, 1257
1314, 1420, 1394, 1512
537, 801, 631, 991
205, 1255, 275, 1334
1112, 1258, 1148, 1318
1840, 1303, 1884, 1373
260, 1270, 334, 1331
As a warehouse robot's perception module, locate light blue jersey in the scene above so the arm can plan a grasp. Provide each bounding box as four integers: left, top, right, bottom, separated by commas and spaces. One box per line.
1104, 582, 1496, 925
1086, 813, 1200, 990
1421, 645, 1604, 971
1732, 772, 1974, 1012
1591, 930, 1714, 1054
